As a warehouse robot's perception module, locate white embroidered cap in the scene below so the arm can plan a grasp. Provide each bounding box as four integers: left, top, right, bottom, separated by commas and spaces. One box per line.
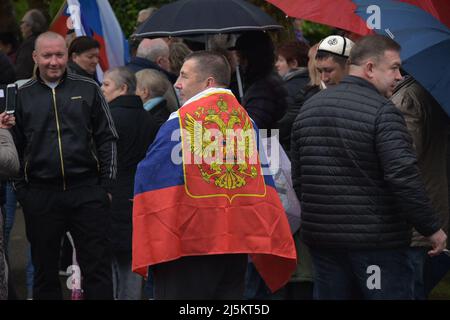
318, 35, 355, 58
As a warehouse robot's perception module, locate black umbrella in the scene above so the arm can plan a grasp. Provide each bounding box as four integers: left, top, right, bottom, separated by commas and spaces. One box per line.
134, 0, 282, 38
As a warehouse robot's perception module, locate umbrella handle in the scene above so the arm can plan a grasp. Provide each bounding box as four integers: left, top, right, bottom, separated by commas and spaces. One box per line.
236, 65, 244, 101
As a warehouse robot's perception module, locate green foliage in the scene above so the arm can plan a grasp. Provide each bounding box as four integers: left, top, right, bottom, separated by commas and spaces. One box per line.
13, 0, 28, 20
110, 0, 169, 37
109, 0, 332, 42
301, 20, 332, 45
13, 0, 64, 22
48, 0, 65, 21
12, 0, 332, 44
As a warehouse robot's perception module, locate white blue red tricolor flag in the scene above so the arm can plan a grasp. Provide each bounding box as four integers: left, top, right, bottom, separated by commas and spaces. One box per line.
50, 0, 129, 79
132, 88, 297, 292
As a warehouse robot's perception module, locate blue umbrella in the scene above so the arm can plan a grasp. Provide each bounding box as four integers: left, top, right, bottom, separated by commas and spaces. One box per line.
354, 0, 450, 117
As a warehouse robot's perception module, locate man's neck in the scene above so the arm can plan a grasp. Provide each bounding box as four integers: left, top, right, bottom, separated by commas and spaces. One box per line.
182, 87, 230, 107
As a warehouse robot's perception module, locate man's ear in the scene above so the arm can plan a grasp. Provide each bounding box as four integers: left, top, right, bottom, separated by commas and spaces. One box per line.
205, 77, 215, 88
156, 56, 167, 68
364, 60, 375, 79
32, 50, 38, 64
120, 84, 128, 95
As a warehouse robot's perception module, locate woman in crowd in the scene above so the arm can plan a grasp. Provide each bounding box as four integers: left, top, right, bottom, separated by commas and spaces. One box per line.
101, 67, 157, 300
68, 36, 100, 82
136, 69, 178, 126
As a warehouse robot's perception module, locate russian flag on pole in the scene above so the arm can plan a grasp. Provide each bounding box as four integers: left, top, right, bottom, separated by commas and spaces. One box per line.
132, 88, 297, 292
50, 0, 129, 80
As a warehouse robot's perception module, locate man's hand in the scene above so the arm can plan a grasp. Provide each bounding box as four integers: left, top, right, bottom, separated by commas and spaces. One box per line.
0, 112, 15, 129
427, 229, 447, 257
107, 193, 112, 203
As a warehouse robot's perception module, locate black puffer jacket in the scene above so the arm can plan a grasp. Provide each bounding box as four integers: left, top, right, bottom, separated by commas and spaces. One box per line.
291, 76, 440, 249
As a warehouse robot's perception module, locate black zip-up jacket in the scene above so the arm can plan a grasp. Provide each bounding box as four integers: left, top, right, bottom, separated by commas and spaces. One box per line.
12, 71, 118, 193
291, 75, 440, 249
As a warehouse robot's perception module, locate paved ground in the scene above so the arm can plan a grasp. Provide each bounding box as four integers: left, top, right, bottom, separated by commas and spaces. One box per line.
8, 207, 450, 300
8, 207, 71, 300
8, 207, 30, 299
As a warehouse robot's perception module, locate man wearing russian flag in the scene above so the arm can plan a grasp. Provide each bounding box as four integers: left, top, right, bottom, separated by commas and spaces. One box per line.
132, 51, 296, 299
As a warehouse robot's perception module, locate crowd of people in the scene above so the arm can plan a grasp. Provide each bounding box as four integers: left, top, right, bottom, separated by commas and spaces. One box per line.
0, 5, 448, 301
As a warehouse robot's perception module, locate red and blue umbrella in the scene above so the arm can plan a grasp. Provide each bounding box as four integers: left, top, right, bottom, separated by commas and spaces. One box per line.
266, 0, 450, 36
354, 0, 450, 117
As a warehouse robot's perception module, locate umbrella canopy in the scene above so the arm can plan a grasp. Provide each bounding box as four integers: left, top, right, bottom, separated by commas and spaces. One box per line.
134, 0, 282, 38
354, 0, 450, 117
266, 0, 450, 36
266, 0, 370, 35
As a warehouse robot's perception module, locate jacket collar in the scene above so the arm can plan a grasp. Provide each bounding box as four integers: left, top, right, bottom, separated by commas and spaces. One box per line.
68, 60, 95, 79
35, 68, 68, 88
129, 57, 177, 83
392, 75, 413, 95
109, 95, 144, 110
283, 67, 308, 81
144, 96, 166, 112
340, 75, 380, 94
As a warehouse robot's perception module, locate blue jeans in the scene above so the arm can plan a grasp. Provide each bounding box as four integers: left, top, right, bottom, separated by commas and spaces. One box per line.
407, 247, 428, 300
310, 248, 414, 300
144, 267, 154, 299
112, 253, 142, 300
26, 245, 34, 299
4, 182, 16, 253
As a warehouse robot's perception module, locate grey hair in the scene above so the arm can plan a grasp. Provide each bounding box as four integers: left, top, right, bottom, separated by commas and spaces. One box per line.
105, 67, 136, 95
138, 7, 157, 20
349, 35, 401, 66
136, 69, 169, 98
24, 9, 47, 35
136, 38, 169, 62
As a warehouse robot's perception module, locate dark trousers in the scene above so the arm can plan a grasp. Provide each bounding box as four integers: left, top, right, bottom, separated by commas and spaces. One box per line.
153, 254, 247, 300
21, 185, 113, 300
310, 248, 414, 300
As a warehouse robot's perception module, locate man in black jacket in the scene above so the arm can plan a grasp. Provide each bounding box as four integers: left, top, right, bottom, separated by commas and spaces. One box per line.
11, 32, 118, 300
291, 35, 446, 299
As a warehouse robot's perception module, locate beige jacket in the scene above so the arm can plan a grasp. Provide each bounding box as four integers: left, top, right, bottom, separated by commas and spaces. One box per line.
0, 128, 19, 179
391, 76, 449, 247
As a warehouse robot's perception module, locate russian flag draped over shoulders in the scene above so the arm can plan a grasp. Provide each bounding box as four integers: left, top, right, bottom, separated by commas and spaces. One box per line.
132, 88, 297, 292
50, 0, 129, 76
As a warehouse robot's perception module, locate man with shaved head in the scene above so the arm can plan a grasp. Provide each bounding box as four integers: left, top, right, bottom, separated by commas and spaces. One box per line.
11, 31, 118, 300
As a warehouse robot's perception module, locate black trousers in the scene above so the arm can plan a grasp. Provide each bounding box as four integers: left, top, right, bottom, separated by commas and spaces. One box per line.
153, 254, 247, 300
21, 185, 113, 300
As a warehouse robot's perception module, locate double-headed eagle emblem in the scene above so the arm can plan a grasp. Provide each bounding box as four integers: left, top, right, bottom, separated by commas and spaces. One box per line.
183, 97, 258, 190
